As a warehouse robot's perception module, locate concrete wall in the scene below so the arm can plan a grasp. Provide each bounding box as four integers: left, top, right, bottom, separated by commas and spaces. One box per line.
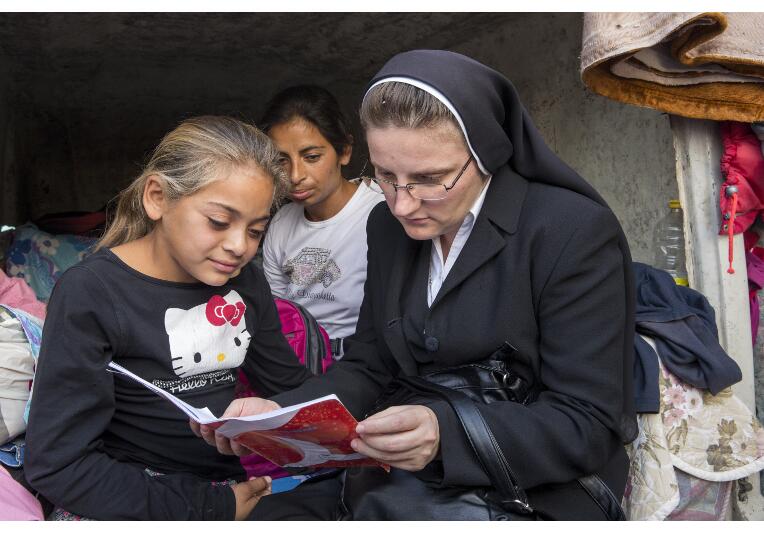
453, 13, 679, 263
317, 12, 680, 263
0, 55, 18, 224
0, 13, 679, 264
0, 13, 513, 223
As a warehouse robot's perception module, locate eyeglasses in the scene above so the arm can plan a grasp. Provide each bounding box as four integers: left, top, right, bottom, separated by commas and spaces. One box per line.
369, 156, 474, 201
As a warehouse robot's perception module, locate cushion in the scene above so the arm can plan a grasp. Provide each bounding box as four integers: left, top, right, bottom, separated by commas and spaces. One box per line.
4, 223, 96, 302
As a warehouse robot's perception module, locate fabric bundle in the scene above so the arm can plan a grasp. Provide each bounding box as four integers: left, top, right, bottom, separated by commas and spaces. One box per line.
624, 337, 764, 521
0, 465, 43, 520
0, 271, 46, 320
581, 13, 764, 122
632, 263, 742, 414
625, 265, 763, 519
752, 123, 764, 157
718, 123, 764, 314
719, 122, 764, 237
0, 308, 36, 444
0, 305, 43, 444
4, 223, 96, 303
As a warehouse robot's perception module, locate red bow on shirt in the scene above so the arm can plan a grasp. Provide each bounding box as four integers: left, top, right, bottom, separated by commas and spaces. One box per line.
205, 295, 246, 327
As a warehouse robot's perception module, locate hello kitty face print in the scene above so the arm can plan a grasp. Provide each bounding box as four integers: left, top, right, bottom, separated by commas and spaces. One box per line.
164, 290, 252, 377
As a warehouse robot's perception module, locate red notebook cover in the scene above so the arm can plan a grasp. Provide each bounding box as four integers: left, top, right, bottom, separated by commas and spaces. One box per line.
224, 398, 383, 469
107, 362, 386, 470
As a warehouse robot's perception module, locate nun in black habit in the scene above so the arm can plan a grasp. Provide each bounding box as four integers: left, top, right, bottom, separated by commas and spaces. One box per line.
205, 49, 637, 520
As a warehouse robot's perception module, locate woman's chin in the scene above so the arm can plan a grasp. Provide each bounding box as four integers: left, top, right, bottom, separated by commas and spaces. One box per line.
401, 222, 438, 241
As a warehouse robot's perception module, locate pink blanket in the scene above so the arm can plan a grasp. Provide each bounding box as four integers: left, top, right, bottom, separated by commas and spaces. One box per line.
0, 271, 45, 320
0, 466, 43, 520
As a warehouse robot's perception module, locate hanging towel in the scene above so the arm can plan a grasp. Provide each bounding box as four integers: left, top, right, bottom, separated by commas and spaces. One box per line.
581, 13, 764, 122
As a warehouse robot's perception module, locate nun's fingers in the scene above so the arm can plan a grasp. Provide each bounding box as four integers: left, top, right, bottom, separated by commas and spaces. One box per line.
353, 405, 440, 471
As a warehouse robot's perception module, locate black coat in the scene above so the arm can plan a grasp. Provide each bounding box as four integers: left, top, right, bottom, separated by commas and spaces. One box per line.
272, 164, 632, 518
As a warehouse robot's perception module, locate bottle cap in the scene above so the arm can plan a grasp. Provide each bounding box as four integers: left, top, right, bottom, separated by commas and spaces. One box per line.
668, 200, 681, 209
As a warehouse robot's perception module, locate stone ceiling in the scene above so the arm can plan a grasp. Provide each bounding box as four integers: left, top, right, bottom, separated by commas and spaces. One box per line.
0, 12, 522, 220
0, 13, 518, 112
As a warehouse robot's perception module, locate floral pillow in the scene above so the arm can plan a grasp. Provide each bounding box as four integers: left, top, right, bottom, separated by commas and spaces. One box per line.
625, 336, 764, 520
4, 224, 96, 302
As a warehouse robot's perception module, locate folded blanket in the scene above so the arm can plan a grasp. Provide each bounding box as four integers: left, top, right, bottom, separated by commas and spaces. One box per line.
0, 308, 36, 444
625, 338, 764, 520
581, 12, 764, 122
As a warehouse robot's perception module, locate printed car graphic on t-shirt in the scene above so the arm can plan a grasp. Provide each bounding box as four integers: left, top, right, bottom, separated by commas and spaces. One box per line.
283, 247, 341, 288
164, 290, 252, 377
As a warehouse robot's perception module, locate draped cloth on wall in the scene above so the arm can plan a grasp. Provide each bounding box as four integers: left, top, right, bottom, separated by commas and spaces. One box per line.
581, 12, 764, 122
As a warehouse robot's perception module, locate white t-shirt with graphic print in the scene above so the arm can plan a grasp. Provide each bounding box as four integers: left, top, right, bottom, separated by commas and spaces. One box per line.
262, 182, 384, 340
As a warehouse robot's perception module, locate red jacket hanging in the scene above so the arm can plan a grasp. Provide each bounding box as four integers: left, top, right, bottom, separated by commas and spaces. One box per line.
719, 122, 764, 273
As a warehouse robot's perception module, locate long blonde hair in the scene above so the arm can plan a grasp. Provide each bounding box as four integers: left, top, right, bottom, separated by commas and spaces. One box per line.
97, 116, 287, 250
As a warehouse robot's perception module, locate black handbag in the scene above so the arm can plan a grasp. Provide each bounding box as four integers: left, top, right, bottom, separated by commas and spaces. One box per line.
338, 343, 626, 521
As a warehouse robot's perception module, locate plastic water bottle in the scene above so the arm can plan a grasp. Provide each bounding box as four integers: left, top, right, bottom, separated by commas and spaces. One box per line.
654, 200, 689, 286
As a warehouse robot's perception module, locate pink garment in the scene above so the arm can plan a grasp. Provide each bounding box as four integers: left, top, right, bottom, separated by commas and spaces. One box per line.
0, 466, 44, 520
0, 271, 46, 319
719, 122, 764, 235
750, 246, 764, 346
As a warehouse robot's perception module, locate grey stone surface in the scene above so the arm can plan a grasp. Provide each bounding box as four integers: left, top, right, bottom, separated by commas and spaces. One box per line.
0, 13, 515, 222
0, 13, 678, 263
452, 13, 679, 263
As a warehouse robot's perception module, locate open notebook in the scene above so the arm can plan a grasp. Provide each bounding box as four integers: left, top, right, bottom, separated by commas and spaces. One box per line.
108, 362, 385, 470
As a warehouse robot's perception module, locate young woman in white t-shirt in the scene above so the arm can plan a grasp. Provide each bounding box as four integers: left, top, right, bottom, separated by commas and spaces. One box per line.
260, 85, 383, 357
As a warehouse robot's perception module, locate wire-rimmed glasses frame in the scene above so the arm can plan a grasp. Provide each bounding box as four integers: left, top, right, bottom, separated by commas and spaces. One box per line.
369, 156, 474, 201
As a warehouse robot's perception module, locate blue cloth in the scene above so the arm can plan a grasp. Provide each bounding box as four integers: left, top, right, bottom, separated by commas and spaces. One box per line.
0, 437, 25, 468
632, 263, 742, 412
4, 223, 95, 302
270, 469, 340, 494
270, 476, 305, 494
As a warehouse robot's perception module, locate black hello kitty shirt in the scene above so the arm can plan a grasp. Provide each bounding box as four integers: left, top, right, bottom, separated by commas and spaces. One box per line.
25, 248, 312, 520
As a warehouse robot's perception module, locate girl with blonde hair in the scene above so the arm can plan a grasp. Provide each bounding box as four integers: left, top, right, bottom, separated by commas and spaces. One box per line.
24, 116, 312, 520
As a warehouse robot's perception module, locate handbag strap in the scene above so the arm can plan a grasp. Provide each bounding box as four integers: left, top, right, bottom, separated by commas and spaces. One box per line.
396, 376, 533, 514
397, 376, 627, 520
